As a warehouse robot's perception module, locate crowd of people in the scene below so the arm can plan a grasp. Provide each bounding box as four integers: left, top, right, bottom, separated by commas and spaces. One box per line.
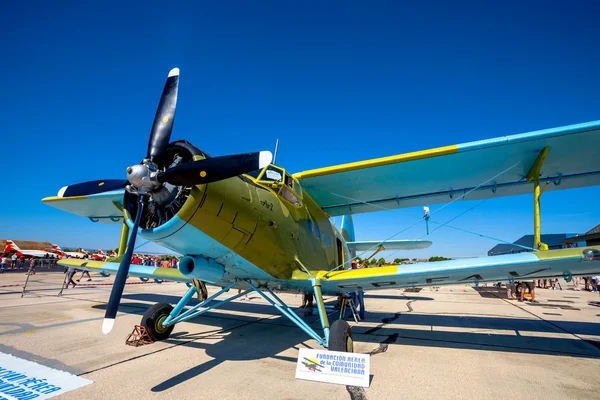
504, 276, 600, 303
0, 253, 58, 273
130, 255, 179, 268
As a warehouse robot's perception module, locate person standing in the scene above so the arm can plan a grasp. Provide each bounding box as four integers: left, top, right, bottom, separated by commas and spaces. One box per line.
350, 260, 366, 319
77, 270, 92, 282
65, 267, 78, 289
506, 281, 516, 299
519, 279, 536, 302
551, 278, 562, 290
0, 255, 6, 273
592, 276, 600, 293
572, 276, 581, 291
11, 253, 17, 269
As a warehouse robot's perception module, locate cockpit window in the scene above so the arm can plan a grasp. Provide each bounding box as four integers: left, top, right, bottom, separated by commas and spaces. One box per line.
246, 164, 303, 206
265, 168, 283, 182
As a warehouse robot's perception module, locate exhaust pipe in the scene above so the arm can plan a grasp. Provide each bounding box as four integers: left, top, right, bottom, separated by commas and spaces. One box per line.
178, 256, 225, 283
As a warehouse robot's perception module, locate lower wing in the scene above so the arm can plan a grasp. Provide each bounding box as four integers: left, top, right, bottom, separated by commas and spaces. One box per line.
319, 246, 600, 293
59, 259, 189, 283
59, 247, 600, 295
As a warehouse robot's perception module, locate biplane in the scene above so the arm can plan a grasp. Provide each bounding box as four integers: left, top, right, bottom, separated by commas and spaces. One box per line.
42, 68, 600, 353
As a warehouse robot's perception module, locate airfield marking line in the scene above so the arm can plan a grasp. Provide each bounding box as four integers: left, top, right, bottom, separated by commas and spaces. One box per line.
480, 287, 600, 354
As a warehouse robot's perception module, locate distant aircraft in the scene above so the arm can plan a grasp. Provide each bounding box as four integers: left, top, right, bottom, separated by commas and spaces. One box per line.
3, 240, 49, 258
44, 68, 600, 353
90, 249, 107, 260
50, 244, 87, 259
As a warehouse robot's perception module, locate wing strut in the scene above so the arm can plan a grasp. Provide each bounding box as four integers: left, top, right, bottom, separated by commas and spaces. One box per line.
526, 146, 550, 251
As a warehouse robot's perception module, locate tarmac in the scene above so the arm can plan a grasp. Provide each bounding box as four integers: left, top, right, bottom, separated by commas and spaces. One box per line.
1, 269, 599, 400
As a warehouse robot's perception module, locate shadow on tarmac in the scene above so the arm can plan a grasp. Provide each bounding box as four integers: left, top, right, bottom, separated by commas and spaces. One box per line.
89, 291, 600, 391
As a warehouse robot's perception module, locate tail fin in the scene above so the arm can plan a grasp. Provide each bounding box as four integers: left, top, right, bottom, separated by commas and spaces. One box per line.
4, 240, 21, 253
52, 244, 62, 251
97, 249, 105, 255
340, 216, 356, 257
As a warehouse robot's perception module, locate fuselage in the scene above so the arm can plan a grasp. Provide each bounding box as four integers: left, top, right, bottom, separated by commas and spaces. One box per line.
130, 162, 351, 283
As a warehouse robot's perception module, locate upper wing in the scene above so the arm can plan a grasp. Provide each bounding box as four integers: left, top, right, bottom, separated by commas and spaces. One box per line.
319, 246, 600, 293
293, 121, 600, 216
347, 240, 431, 251
42, 189, 125, 223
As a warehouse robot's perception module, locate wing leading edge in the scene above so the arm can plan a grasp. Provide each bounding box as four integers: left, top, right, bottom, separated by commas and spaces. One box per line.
294, 121, 600, 216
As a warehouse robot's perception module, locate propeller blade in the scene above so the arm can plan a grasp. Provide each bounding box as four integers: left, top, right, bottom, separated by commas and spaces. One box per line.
58, 179, 128, 198
102, 195, 147, 334
157, 151, 272, 186
147, 68, 180, 162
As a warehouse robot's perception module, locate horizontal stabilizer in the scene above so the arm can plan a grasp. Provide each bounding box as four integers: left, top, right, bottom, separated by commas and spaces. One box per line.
347, 239, 432, 251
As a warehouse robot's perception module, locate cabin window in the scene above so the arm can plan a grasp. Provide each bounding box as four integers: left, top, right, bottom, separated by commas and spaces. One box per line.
280, 186, 300, 205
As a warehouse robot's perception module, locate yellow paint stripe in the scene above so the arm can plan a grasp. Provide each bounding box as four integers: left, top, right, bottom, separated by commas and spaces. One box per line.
293, 145, 459, 179
153, 268, 188, 279
325, 266, 398, 281
533, 245, 600, 260
24, 330, 37, 334
42, 195, 88, 203
59, 259, 104, 268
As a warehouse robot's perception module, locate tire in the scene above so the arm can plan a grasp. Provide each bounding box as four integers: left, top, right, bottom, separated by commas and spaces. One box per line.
329, 320, 354, 352
141, 303, 174, 341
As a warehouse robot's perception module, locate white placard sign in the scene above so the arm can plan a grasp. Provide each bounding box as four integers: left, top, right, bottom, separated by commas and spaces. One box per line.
0, 352, 93, 399
295, 348, 370, 388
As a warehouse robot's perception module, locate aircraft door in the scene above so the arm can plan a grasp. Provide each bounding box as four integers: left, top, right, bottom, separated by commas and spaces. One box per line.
336, 238, 344, 270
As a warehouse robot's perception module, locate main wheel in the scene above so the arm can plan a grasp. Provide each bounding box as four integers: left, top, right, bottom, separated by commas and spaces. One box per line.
141, 303, 174, 341
329, 320, 353, 352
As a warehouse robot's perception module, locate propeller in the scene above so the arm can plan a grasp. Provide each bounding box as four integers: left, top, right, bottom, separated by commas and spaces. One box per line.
147, 68, 179, 162
102, 195, 146, 334
92, 68, 272, 334
157, 151, 272, 186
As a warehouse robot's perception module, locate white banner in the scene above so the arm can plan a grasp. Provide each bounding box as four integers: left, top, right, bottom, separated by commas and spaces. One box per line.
295, 348, 370, 388
0, 352, 93, 399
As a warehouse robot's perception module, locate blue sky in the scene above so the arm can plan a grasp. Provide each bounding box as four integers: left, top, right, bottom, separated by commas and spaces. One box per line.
2, 1, 599, 257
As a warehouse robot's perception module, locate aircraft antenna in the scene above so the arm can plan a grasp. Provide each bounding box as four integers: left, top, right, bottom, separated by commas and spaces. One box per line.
273, 138, 279, 164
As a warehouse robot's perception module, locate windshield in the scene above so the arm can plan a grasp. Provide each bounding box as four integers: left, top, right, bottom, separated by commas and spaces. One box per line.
247, 164, 303, 206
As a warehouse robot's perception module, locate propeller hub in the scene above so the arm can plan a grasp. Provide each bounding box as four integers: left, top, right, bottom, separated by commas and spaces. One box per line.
126, 161, 161, 195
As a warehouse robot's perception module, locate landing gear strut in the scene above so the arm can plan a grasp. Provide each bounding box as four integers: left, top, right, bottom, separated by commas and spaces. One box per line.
141, 278, 354, 352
